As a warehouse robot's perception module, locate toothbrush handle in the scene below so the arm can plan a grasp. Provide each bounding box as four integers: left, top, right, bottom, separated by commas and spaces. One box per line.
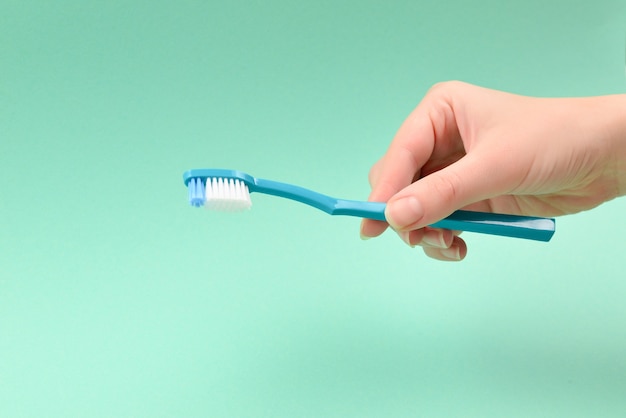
430, 210, 555, 242
333, 200, 555, 242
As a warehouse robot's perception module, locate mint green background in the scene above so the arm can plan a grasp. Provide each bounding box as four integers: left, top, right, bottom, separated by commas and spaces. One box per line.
2, 1, 626, 417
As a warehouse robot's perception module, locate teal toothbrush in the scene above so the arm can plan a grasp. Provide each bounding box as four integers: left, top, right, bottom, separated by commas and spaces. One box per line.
183, 169, 556, 242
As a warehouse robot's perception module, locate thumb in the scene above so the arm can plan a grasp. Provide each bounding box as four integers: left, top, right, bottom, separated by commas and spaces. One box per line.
384, 155, 501, 231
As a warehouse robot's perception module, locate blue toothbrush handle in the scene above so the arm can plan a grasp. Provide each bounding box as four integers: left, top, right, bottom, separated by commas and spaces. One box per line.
182, 171, 555, 242
333, 200, 555, 242
430, 210, 555, 242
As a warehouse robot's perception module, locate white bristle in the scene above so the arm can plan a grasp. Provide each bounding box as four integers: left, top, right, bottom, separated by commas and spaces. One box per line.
204, 177, 251, 212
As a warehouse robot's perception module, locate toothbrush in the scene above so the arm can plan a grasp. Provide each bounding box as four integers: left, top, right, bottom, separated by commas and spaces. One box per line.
182, 169, 556, 242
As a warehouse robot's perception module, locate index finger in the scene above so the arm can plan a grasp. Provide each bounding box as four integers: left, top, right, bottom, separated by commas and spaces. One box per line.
360, 90, 445, 238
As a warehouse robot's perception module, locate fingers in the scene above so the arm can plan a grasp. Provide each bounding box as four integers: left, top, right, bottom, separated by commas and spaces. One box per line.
384, 153, 503, 231
422, 235, 467, 261
360, 85, 454, 239
359, 81, 498, 262
368, 93, 443, 201
401, 227, 455, 248
359, 218, 388, 239
404, 228, 467, 261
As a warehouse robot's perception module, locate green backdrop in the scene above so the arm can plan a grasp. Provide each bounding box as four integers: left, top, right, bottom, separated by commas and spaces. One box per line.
2, 1, 625, 417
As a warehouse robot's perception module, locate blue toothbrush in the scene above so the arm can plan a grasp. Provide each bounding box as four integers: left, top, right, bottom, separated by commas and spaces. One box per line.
183, 169, 555, 242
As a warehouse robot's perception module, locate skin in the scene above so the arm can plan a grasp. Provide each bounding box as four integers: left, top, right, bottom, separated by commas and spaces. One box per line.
360, 81, 626, 261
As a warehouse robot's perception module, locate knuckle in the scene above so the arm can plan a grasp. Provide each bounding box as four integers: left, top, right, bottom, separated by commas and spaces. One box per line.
427, 80, 462, 95
430, 171, 463, 204
426, 80, 470, 103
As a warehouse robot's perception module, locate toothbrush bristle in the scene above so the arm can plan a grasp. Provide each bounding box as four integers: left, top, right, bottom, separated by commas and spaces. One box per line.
188, 178, 205, 207
204, 177, 252, 211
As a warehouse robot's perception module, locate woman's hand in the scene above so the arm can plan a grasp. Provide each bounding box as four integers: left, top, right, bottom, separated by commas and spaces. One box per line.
360, 81, 626, 261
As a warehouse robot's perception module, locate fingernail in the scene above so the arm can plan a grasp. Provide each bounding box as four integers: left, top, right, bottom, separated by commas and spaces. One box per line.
399, 231, 414, 247
441, 246, 461, 261
422, 233, 447, 249
386, 196, 424, 229
360, 233, 371, 241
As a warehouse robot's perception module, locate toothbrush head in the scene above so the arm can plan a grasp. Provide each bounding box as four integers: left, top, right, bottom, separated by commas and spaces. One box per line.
184, 169, 255, 211
186, 175, 252, 211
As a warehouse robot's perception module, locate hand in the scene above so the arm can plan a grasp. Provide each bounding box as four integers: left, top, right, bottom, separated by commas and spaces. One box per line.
360, 81, 626, 261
